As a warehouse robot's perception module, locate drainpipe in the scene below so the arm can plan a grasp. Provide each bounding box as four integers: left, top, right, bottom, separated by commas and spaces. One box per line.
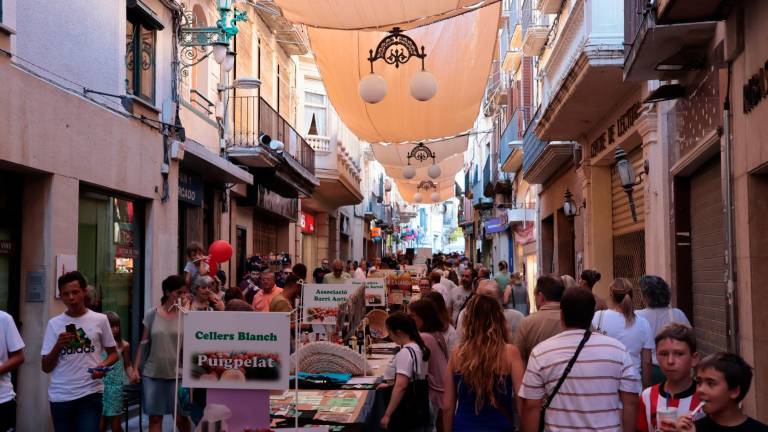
722, 63, 738, 353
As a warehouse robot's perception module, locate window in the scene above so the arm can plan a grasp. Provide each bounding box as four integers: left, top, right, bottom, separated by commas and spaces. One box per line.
304, 90, 327, 136
126, 1, 163, 103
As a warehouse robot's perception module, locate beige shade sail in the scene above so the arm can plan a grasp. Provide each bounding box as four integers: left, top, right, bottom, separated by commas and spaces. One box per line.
274, 0, 497, 30
307, 2, 500, 143
370, 135, 468, 166
383, 153, 464, 182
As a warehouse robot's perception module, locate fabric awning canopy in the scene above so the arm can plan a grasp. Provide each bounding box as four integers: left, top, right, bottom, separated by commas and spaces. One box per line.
274, 0, 497, 30
307, 2, 500, 143
370, 135, 468, 166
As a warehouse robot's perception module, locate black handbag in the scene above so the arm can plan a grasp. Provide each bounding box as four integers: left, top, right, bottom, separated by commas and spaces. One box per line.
539, 330, 591, 432
371, 347, 431, 430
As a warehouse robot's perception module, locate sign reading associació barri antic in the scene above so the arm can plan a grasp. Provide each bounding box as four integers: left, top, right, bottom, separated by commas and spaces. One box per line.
182, 311, 290, 390
302, 284, 356, 325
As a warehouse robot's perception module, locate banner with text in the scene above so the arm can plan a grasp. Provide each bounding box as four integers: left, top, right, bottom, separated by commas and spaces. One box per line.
182, 311, 290, 390
302, 284, 357, 324
363, 278, 386, 306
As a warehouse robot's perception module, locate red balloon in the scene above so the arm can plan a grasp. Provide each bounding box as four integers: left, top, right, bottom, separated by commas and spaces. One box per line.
208, 240, 233, 262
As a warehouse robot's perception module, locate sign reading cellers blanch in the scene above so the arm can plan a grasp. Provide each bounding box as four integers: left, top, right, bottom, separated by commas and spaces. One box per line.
182, 311, 290, 390
302, 284, 356, 324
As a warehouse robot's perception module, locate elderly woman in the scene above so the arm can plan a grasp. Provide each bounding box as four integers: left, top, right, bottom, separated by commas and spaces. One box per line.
190, 275, 224, 311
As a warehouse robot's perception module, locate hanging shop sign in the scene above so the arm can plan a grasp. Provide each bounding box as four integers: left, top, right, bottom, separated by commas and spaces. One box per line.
178, 170, 203, 206
484, 217, 506, 234
302, 284, 357, 325
299, 212, 315, 234
590, 102, 642, 158
249, 184, 299, 221
182, 311, 290, 390
371, 227, 382, 238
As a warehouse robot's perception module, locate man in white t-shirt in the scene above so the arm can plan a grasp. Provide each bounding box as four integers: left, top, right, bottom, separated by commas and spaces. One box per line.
0, 310, 25, 432
427, 271, 450, 305
42, 271, 117, 432
449, 268, 475, 325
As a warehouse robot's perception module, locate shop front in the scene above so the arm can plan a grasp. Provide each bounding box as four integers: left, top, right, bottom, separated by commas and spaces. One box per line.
582, 95, 660, 301
77, 188, 144, 348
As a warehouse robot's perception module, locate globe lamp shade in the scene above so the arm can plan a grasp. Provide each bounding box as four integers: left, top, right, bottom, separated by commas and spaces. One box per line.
402, 165, 416, 179
410, 70, 438, 101
212, 43, 229, 65
427, 164, 442, 179
359, 74, 388, 104
413, 192, 423, 203
431, 192, 440, 202
270, 139, 285, 153
223, 51, 236, 72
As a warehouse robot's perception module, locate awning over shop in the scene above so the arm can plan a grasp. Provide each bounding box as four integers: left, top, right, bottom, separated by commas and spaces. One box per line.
307, 2, 500, 143
182, 139, 253, 184
275, 0, 497, 30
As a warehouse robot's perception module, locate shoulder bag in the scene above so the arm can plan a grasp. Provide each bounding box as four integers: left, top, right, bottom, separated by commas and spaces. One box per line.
371, 347, 431, 430
539, 330, 591, 432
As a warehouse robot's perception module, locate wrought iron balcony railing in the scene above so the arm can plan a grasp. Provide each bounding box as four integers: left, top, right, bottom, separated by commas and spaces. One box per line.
231, 95, 315, 174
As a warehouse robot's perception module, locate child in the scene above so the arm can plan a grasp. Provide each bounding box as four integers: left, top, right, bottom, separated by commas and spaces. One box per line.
636, 323, 700, 431
677, 352, 768, 431
183, 242, 205, 287
100, 312, 138, 432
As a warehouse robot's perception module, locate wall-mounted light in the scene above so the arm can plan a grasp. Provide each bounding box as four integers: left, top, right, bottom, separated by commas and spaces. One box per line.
615, 146, 648, 222
563, 188, 586, 219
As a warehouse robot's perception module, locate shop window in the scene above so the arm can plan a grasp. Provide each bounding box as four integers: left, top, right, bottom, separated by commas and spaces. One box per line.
78, 191, 143, 348
126, 1, 163, 103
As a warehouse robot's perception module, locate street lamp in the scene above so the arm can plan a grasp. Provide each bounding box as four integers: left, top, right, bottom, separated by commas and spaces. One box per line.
178, 0, 247, 77
359, 27, 437, 104
563, 188, 585, 219
615, 146, 648, 222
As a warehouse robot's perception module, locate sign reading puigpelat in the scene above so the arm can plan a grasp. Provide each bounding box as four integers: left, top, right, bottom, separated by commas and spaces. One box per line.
182, 311, 289, 390
302, 284, 356, 324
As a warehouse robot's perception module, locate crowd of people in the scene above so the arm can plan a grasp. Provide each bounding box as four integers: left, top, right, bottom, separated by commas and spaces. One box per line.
0, 245, 765, 432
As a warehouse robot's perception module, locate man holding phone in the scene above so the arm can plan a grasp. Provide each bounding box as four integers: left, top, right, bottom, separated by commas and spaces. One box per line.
41, 271, 118, 432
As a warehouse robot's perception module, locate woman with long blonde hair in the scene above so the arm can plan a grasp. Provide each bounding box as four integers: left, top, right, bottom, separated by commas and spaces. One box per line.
442, 295, 524, 431
592, 278, 654, 387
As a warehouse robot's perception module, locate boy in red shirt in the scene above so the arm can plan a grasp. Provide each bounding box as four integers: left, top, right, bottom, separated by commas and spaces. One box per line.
636, 323, 701, 431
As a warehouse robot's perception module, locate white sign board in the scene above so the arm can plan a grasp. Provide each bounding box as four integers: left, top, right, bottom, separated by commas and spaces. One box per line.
182, 311, 290, 390
405, 264, 428, 278
302, 284, 356, 324
363, 279, 386, 306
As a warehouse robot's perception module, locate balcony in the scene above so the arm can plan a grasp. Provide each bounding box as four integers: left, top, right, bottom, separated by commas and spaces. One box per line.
538, 0, 562, 14
534, 0, 636, 141
623, 0, 719, 82
306, 135, 330, 153
500, 14, 523, 73
227, 96, 319, 198
655, 0, 730, 24
500, 106, 531, 173
254, 0, 309, 55
521, 0, 550, 56
522, 110, 577, 184
302, 132, 363, 212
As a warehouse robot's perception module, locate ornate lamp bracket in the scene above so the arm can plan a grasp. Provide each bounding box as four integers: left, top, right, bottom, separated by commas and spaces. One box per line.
177, 3, 247, 78
406, 142, 436, 166
367, 27, 427, 73
417, 180, 437, 192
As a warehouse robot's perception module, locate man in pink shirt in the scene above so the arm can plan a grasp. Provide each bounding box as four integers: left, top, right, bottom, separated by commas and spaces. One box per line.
251, 271, 283, 312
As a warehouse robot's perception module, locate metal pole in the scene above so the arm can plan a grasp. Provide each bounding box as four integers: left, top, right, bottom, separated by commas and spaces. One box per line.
722, 64, 738, 353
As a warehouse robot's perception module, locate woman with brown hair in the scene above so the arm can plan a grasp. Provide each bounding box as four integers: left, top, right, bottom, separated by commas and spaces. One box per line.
422, 291, 458, 352
443, 295, 524, 431
592, 278, 654, 387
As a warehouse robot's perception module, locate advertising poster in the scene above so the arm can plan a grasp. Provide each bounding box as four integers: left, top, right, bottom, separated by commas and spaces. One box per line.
182, 311, 290, 390
302, 284, 356, 324
363, 279, 386, 307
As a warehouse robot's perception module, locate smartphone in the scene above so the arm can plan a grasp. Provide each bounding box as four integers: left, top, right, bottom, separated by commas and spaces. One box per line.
65, 323, 81, 346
